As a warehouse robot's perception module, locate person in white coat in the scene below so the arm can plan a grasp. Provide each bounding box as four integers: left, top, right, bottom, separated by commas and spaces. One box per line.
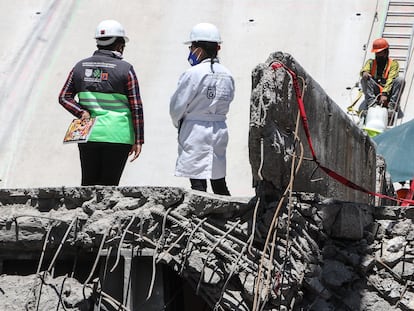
170, 23, 235, 195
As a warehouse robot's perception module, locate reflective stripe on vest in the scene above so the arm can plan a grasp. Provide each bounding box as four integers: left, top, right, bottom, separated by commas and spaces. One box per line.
78, 91, 134, 144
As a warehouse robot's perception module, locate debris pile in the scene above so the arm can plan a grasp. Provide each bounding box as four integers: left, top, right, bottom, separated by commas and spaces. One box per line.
0, 273, 93, 311
0, 187, 413, 310
302, 200, 414, 310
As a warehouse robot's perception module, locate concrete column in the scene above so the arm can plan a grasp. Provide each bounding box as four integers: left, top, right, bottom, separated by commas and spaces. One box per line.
249, 52, 377, 203
123, 253, 132, 310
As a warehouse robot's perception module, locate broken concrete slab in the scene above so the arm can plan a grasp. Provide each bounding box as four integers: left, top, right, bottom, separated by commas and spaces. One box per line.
0, 186, 413, 310
320, 201, 374, 240
249, 52, 377, 204
0, 273, 93, 311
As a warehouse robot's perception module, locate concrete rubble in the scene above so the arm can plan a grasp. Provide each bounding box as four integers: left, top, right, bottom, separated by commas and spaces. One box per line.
0, 187, 413, 310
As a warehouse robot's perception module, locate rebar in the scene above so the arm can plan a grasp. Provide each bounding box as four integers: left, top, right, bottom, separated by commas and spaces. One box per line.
56, 275, 69, 311
146, 207, 172, 300
179, 218, 207, 275
47, 218, 77, 273
110, 216, 136, 273
196, 220, 241, 294
214, 234, 253, 309
150, 208, 256, 273
84, 228, 110, 285
37, 225, 53, 274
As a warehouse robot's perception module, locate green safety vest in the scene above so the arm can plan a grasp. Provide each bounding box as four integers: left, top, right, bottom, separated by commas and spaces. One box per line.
78, 91, 134, 145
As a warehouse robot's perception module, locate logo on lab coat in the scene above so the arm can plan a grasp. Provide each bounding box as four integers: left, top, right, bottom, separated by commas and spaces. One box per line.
207, 86, 216, 99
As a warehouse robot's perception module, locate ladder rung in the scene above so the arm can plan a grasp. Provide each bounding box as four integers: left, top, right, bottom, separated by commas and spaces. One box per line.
389, 1, 414, 6
385, 21, 414, 27
390, 50, 410, 55
390, 49, 409, 55
390, 56, 408, 62
388, 11, 414, 17
389, 44, 411, 49
383, 32, 412, 38
389, 53, 408, 60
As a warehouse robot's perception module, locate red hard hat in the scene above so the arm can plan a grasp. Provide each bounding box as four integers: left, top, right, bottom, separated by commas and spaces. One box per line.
371, 38, 389, 53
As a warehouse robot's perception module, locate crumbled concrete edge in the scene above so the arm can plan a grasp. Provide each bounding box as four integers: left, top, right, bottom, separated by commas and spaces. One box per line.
0, 186, 413, 310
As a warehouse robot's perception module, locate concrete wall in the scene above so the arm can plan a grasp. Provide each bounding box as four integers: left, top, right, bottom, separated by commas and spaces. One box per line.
249, 52, 376, 203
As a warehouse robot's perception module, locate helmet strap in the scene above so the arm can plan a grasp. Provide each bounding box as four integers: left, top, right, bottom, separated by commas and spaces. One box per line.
96, 37, 117, 46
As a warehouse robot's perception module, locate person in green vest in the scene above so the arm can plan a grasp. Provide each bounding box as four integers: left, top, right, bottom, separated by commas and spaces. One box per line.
58, 20, 144, 186
359, 38, 404, 120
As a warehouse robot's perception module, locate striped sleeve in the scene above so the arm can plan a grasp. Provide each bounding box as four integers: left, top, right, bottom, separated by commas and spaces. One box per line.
58, 69, 84, 118
127, 67, 144, 144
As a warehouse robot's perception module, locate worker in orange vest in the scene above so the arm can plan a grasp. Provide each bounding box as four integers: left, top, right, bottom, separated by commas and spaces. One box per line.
359, 38, 404, 119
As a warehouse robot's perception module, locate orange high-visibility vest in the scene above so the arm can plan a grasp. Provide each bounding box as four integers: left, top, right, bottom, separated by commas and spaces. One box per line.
370, 58, 392, 93
370, 58, 392, 82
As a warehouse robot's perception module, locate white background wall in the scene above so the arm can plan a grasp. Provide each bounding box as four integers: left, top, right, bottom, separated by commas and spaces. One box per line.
1, 0, 409, 197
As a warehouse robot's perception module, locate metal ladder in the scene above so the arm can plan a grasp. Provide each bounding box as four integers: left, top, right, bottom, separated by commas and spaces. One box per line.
381, 0, 414, 75
381, 0, 414, 125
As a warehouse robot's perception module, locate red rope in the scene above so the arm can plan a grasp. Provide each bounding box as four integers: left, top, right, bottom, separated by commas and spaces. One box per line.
271, 61, 413, 206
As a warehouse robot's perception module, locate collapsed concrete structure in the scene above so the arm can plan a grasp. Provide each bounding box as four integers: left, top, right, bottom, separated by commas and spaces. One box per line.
0, 53, 413, 311
0, 187, 413, 310
249, 52, 377, 204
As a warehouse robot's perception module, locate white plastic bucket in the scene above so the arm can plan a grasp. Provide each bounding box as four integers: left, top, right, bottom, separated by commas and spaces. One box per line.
364, 106, 388, 137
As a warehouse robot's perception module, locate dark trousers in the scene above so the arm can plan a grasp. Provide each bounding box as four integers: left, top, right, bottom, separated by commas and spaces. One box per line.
78, 142, 131, 186
359, 76, 405, 118
190, 178, 231, 196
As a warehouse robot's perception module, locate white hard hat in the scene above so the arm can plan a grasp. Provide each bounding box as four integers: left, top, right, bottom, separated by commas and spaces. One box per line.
184, 22, 222, 44
95, 20, 129, 46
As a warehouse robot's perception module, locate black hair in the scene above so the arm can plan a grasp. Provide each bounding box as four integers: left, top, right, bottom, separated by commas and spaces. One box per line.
194, 41, 218, 58
193, 41, 219, 72
97, 37, 125, 50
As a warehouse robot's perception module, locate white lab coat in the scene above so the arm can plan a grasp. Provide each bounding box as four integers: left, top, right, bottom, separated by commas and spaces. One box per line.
170, 58, 235, 179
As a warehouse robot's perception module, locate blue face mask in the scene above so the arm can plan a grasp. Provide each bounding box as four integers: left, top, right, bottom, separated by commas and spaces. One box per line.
188, 51, 200, 66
